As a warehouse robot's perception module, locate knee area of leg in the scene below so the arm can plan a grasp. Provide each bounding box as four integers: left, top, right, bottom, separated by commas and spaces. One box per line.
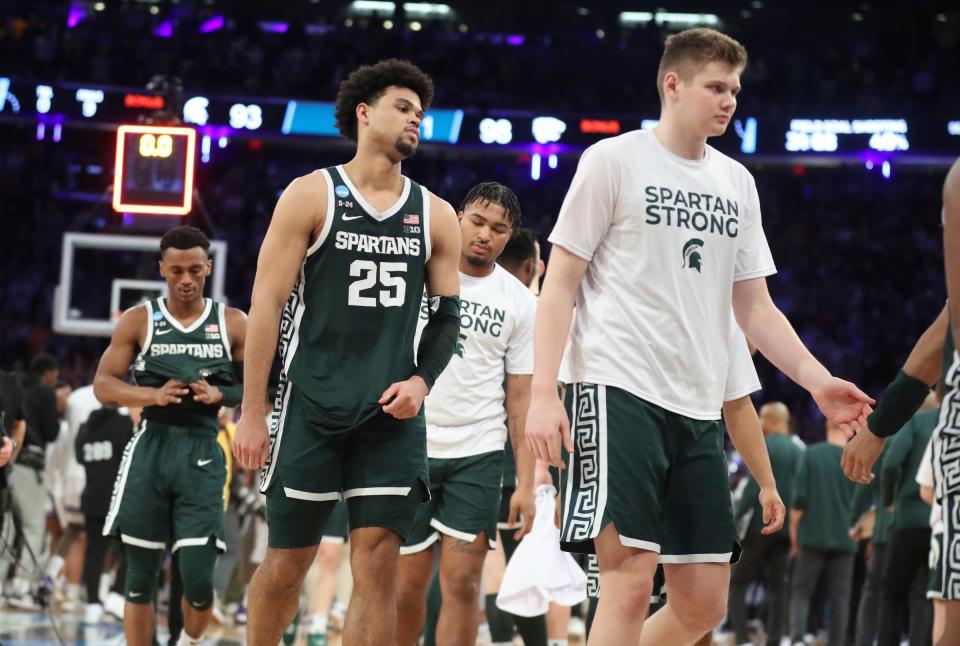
124, 546, 162, 604
317, 546, 340, 571
443, 571, 482, 603
606, 578, 653, 612
675, 594, 727, 633
178, 545, 217, 611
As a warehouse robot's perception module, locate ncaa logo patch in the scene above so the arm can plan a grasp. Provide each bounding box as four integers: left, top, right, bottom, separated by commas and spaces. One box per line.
153, 310, 163, 320
335, 185, 350, 199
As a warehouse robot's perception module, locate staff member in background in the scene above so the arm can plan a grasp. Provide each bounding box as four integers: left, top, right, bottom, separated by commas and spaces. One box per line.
76, 405, 137, 624
0, 368, 27, 469
2, 353, 61, 609
789, 421, 860, 646
877, 394, 939, 646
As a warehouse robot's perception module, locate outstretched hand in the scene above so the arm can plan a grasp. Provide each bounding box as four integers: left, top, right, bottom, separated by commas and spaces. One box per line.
811, 378, 874, 437
841, 423, 887, 484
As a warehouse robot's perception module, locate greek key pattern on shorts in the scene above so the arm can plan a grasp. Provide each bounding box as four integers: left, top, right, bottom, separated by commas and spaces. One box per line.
586, 554, 600, 598
260, 276, 303, 486
933, 387, 960, 502
946, 496, 960, 600
562, 383, 602, 543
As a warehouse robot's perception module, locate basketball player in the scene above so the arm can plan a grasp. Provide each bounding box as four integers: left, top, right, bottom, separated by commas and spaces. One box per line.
93, 225, 246, 646
394, 182, 535, 646
525, 28, 872, 645
232, 59, 461, 646
843, 157, 960, 646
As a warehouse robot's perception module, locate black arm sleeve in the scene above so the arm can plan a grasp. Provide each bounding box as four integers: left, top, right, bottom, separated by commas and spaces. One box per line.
413, 296, 460, 390
868, 371, 931, 438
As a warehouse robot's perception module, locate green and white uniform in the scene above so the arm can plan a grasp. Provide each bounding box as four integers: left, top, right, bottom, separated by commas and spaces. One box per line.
105, 297, 233, 552
551, 129, 775, 560
402, 265, 536, 553
262, 165, 433, 548
928, 327, 958, 599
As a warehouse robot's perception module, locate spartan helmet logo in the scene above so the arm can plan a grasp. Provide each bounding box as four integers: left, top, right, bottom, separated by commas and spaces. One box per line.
682, 238, 705, 273
454, 333, 467, 358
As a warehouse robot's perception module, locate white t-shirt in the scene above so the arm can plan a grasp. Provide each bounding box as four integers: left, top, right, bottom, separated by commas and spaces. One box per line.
552, 129, 776, 420
916, 431, 942, 535
725, 325, 760, 401
419, 265, 537, 458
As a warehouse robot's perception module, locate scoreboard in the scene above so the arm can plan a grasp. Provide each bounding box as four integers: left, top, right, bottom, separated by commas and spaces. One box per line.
112, 125, 196, 215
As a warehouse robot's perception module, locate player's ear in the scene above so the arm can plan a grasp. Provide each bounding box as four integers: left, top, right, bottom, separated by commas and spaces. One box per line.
356, 102, 370, 128
456, 211, 464, 222
158, 260, 166, 278
663, 70, 681, 101
204, 258, 212, 276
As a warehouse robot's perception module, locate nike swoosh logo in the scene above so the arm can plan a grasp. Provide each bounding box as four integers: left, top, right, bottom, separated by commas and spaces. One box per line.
341, 213, 363, 221
128, 592, 143, 598
155, 329, 172, 336
197, 459, 213, 467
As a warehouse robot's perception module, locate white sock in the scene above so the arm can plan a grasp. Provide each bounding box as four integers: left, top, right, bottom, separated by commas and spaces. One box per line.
548, 640, 568, 646
309, 614, 328, 634
176, 630, 203, 646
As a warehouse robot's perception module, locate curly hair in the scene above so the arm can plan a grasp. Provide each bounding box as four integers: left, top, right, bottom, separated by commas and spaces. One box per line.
334, 59, 434, 142
459, 182, 522, 227
159, 225, 210, 256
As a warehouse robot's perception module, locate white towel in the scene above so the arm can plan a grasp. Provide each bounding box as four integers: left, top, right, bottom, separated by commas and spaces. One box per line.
496, 485, 587, 616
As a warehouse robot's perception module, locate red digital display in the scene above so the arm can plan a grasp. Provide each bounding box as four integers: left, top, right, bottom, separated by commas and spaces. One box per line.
112, 125, 196, 216
580, 119, 622, 135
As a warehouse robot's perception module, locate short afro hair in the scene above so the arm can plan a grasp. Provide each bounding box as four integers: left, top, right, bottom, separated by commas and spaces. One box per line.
459, 182, 522, 228
334, 59, 434, 142
159, 225, 210, 257
497, 228, 539, 267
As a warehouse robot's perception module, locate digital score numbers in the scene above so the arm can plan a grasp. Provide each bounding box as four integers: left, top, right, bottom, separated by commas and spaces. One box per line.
112, 124, 197, 215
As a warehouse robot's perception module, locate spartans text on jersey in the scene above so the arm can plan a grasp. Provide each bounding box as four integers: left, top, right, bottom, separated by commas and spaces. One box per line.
335, 231, 421, 256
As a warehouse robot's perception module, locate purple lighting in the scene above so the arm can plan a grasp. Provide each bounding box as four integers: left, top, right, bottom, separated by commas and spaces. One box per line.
199, 15, 224, 33
154, 20, 174, 38
259, 21, 289, 33
67, 6, 86, 28
506, 34, 524, 46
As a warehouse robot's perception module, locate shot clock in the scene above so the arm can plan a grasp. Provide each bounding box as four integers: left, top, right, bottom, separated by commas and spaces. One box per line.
112, 124, 196, 215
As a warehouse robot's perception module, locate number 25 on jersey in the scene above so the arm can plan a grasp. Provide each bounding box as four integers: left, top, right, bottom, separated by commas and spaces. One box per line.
348, 260, 407, 308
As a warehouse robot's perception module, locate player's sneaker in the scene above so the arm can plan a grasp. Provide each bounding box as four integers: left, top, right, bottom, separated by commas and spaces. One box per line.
281, 607, 301, 646
84, 603, 105, 624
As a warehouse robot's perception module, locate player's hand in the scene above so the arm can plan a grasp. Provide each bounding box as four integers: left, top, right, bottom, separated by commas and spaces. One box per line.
810, 377, 874, 437
379, 376, 429, 419
189, 379, 223, 405
525, 393, 572, 469
841, 425, 886, 484
233, 411, 271, 470
508, 485, 536, 541
153, 379, 189, 407
759, 486, 786, 535
0, 437, 12, 467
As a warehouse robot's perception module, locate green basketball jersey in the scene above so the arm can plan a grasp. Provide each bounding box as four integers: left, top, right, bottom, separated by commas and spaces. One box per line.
280, 165, 431, 429
133, 297, 235, 431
